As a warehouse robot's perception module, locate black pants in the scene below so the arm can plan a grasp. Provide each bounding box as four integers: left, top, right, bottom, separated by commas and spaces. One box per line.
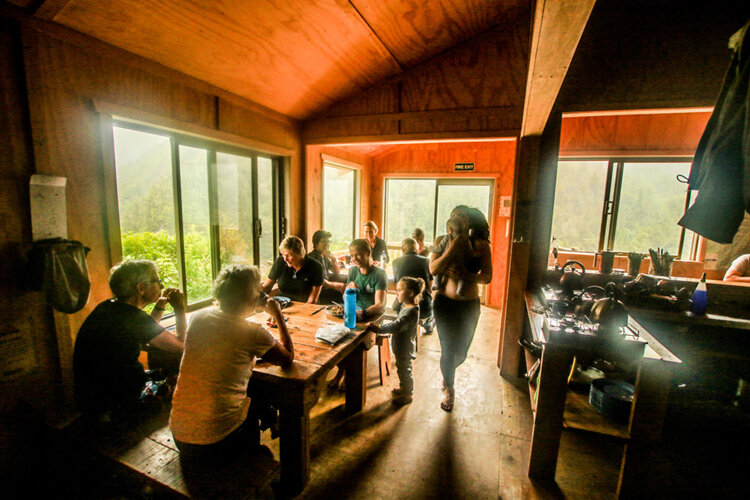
174, 410, 260, 463
433, 294, 480, 387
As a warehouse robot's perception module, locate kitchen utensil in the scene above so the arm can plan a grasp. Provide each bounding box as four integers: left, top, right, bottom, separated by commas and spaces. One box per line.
627, 252, 645, 276
589, 283, 628, 336
572, 285, 606, 319
589, 378, 634, 420
594, 251, 616, 274
559, 260, 586, 296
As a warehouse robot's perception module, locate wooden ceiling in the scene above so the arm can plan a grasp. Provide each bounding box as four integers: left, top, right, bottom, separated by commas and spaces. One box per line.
25, 0, 527, 120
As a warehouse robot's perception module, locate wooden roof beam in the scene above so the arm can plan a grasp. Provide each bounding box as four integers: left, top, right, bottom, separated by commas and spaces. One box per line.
521, 0, 596, 137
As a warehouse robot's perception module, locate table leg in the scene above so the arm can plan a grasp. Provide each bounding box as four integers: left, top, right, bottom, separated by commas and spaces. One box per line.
278, 395, 310, 495
617, 359, 672, 497
342, 344, 367, 415
528, 345, 573, 480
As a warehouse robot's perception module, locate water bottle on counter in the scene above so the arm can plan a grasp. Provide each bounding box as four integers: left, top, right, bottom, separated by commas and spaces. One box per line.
344, 288, 357, 329
690, 273, 708, 316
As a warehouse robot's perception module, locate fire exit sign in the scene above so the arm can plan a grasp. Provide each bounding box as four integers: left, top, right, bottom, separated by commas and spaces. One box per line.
454, 162, 475, 171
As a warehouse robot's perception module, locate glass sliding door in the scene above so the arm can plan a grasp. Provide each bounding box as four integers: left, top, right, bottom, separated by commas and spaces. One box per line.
217, 152, 255, 269
257, 156, 276, 277
434, 181, 493, 239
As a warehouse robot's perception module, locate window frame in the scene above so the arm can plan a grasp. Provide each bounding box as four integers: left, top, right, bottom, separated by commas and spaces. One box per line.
383, 177, 495, 247
108, 119, 287, 312
554, 156, 695, 259
321, 158, 361, 247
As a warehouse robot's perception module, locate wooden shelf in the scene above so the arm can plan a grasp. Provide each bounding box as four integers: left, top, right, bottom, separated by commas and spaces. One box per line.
562, 388, 630, 440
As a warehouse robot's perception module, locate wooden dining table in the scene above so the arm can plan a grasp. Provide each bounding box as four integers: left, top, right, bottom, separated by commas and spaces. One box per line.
245, 302, 376, 494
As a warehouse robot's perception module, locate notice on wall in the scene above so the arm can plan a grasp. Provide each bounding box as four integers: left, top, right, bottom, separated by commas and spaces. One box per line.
454, 162, 475, 171
30, 174, 67, 242
0, 326, 37, 382
498, 195, 512, 217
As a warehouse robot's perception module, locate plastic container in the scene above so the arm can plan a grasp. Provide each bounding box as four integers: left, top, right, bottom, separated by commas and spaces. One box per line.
344, 288, 357, 329
690, 272, 708, 316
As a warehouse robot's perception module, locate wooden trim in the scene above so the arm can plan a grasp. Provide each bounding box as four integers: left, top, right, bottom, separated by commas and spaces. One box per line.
97, 112, 123, 266
310, 106, 523, 125
33, 0, 72, 20
93, 99, 296, 157
305, 129, 520, 145
563, 107, 714, 118
320, 154, 364, 171
559, 149, 697, 158
2, 3, 298, 128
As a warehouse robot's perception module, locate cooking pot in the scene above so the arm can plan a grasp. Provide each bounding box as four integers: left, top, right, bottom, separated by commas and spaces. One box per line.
589, 283, 628, 335
559, 260, 585, 296
572, 285, 606, 319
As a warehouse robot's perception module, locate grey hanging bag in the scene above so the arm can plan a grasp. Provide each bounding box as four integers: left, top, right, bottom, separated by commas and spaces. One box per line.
27, 238, 91, 313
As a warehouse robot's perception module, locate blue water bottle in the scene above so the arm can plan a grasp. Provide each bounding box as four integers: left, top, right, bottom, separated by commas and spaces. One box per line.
690, 273, 708, 316
344, 288, 357, 329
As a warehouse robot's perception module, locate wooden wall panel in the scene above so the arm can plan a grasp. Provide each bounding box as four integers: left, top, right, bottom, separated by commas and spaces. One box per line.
0, 18, 62, 422
400, 27, 528, 112
370, 140, 517, 308
351, 0, 524, 68
304, 146, 371, 250
559, 112, 712, 157
304, 14, 531, 143
556, 1, 750, 112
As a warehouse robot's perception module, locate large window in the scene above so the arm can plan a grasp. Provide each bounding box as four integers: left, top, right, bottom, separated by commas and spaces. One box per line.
323, 162, 359, 251
112, 122, 285, 310
384, 178, 493, 250
550, 159, 693, 257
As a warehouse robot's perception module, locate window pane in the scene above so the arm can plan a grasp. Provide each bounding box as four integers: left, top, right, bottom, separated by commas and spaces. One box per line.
385, 179, 436, 244
324, 164, 356, 251
550, 161, 608, 251
257, 157, 275, 277
217, 152, 255, 268
113, 126, 180, 289
179, 145, 212, 303
435, 184, 492, 238
613, 162, 691, 255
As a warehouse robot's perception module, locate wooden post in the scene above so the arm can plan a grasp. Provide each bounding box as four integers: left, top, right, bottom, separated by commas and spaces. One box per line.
343, 343, 367, 415
277, 389, 310, 495
527, 343, 572, 479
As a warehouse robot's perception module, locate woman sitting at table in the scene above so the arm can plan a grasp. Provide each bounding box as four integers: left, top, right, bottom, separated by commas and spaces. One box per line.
262, 235, 323, 303
308, 229, 346, 304
170, 265, 294, 461
73, 260, 186, 423
363, 220, 389, 265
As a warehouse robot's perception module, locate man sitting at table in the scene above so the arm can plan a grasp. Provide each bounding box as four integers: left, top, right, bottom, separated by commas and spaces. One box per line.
724, 253, 750, 282
328, 239, 387, 389
308, 229, 346, 304
392, 237, 434, 334
73, 260, 186, 424
262, 235, 323, 303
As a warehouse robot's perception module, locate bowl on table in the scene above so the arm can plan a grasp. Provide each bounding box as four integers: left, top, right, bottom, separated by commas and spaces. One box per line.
326, 304, 344, 318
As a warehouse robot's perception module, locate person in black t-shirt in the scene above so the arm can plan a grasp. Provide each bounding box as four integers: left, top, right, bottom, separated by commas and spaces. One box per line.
262, 236, 323, 303
73, 260, 186, 420
393, 237, 434, 333
363, 220, 389, 265
308, 230, 346, 304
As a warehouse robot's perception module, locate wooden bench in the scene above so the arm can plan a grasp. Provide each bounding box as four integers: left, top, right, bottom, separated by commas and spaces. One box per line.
58, 409, 281, 499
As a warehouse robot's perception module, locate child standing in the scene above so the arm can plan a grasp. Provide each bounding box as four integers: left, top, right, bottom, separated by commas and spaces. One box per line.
366, 277, 424, 405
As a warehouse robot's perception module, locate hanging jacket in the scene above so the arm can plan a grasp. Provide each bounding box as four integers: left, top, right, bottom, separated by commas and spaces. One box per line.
678, 20, 750, 243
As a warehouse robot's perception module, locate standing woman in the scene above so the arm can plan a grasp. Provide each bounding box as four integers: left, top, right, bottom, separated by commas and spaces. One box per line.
262, 236, 323, 303
429, 206, 492, 411
363, 221, 389, 265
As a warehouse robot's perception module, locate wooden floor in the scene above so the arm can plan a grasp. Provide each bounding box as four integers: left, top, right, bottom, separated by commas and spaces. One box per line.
262, 304, 626, 499
9, 302, 750, 498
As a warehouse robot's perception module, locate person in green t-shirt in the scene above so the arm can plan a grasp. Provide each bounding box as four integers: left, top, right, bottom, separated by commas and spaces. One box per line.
347, 238, 388, 320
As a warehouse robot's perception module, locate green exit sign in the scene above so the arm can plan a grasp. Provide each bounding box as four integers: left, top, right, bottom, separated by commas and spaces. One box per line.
454, 162, 475, 171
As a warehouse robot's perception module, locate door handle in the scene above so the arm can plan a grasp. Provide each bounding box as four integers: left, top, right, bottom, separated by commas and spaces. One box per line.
255, 218, 263, 238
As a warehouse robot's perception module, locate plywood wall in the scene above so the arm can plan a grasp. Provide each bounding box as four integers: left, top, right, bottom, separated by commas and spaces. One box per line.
303, 3, 531, 144
0, 18, 301, 420
559, 112, 712, 157
369, 140, 517, 308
